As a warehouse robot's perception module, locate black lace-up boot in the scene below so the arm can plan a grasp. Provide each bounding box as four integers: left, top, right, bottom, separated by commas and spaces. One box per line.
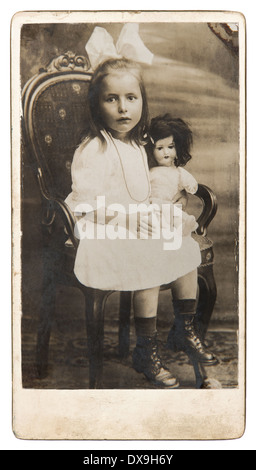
166, 299, 218, 365
132, 316, 179, 388
133, 334, 179, 388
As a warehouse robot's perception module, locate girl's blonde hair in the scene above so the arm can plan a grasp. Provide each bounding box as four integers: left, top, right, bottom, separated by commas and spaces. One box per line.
86, 58, 149, 146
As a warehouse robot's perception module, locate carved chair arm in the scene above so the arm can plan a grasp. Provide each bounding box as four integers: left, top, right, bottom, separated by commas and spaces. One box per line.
195, 183, 218, 236
37, 167, 78, 249
52, 198, 78, 249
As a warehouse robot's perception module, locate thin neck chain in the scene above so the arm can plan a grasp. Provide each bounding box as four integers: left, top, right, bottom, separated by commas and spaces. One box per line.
108, 132, 151, 203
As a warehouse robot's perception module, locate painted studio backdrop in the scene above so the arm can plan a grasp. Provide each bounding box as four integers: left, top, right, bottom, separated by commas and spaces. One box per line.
20, 22, 240, 389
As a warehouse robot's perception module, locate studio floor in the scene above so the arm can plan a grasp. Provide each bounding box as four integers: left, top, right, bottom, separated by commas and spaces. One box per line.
21, 285, 239, 390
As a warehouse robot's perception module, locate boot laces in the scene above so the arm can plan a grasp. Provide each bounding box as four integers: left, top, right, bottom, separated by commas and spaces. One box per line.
184, 319, 205, 351
152, 345, 161, 365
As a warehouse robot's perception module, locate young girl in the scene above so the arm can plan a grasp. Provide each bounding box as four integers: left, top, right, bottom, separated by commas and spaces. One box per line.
65, 57, 216, 389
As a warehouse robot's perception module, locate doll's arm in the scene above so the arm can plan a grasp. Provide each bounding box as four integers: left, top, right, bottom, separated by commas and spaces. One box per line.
179, 167, 198, 195
172, 189, 188, 210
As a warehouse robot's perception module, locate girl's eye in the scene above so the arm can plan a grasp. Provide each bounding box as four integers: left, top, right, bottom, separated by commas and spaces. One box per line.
156, 147, 162, 151
169, 145, 175, 149
106, 97, 116, 103
127, 95, 137, 101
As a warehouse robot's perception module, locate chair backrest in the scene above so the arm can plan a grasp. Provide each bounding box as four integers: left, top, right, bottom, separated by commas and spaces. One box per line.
22, 51, 93, 200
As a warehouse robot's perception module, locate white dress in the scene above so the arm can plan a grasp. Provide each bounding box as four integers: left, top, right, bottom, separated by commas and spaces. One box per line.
65, 131, 201, 291
149, 166, 199, 233
149, 165, 198, 203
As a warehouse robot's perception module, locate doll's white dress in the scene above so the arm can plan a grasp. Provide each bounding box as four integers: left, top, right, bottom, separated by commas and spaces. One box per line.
65, 131, 201, 290
149, 165, 198, 203
149, 165, 199, 233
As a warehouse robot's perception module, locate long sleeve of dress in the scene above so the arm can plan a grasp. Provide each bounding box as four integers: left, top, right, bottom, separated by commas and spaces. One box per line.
65, 138, 111, 214
178, 167, 198, 194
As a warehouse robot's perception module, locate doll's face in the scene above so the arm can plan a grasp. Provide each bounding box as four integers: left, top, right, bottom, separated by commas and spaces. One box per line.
98, 71, 143, 141
153, 135, 177, 167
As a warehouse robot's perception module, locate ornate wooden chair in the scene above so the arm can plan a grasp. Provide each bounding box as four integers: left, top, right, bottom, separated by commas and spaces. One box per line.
22, 51, 218, 389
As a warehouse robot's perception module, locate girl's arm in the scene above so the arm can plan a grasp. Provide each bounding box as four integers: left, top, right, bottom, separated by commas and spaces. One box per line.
65, 138, 111, 213
77, 205, 155, 238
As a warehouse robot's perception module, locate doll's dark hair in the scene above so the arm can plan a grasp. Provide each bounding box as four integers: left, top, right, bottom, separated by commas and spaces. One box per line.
147, 113, 193, 167
85, 57, 149, 147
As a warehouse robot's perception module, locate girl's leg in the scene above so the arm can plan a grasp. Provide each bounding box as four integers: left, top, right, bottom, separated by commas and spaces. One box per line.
167, 270, 217, 364
170, 270, 197, 300
133, 286, 160, 318
132, 287, 179, 388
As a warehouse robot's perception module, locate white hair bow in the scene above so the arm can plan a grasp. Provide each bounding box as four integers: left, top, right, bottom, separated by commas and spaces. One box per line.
85, 23, 154, 70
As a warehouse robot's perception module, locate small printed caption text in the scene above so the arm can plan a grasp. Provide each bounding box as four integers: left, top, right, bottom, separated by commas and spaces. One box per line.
83, 454, 174, 467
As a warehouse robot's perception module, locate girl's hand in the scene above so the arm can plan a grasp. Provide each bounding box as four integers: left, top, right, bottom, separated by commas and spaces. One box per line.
137, 210, 160, 238
182, 214, 198, 237
173, 190, 188, 210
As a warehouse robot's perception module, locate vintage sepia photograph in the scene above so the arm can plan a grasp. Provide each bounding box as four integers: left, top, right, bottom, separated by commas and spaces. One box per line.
11, 10, 245, 440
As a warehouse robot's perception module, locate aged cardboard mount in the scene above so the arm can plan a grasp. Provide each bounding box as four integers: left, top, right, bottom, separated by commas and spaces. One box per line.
12, 10, 245, 440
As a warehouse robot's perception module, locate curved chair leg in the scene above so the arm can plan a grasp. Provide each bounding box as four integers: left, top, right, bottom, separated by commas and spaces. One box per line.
35, 216, 69, 378
190, 359, 222, 389
82, 287, 111, 389
119, 291, 131, 358
196, 264, 217, 342
190, 359, 208, 388
36, 245, 58, 378
191, 266, 220, 388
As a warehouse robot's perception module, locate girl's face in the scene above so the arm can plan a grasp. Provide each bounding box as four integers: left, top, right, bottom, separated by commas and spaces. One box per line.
153, 135, 177, 167
98, 71, 143, 141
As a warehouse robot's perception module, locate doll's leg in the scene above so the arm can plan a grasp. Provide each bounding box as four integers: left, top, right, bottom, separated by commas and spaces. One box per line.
132, 287, 179, 388
166, 270, 217, 365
